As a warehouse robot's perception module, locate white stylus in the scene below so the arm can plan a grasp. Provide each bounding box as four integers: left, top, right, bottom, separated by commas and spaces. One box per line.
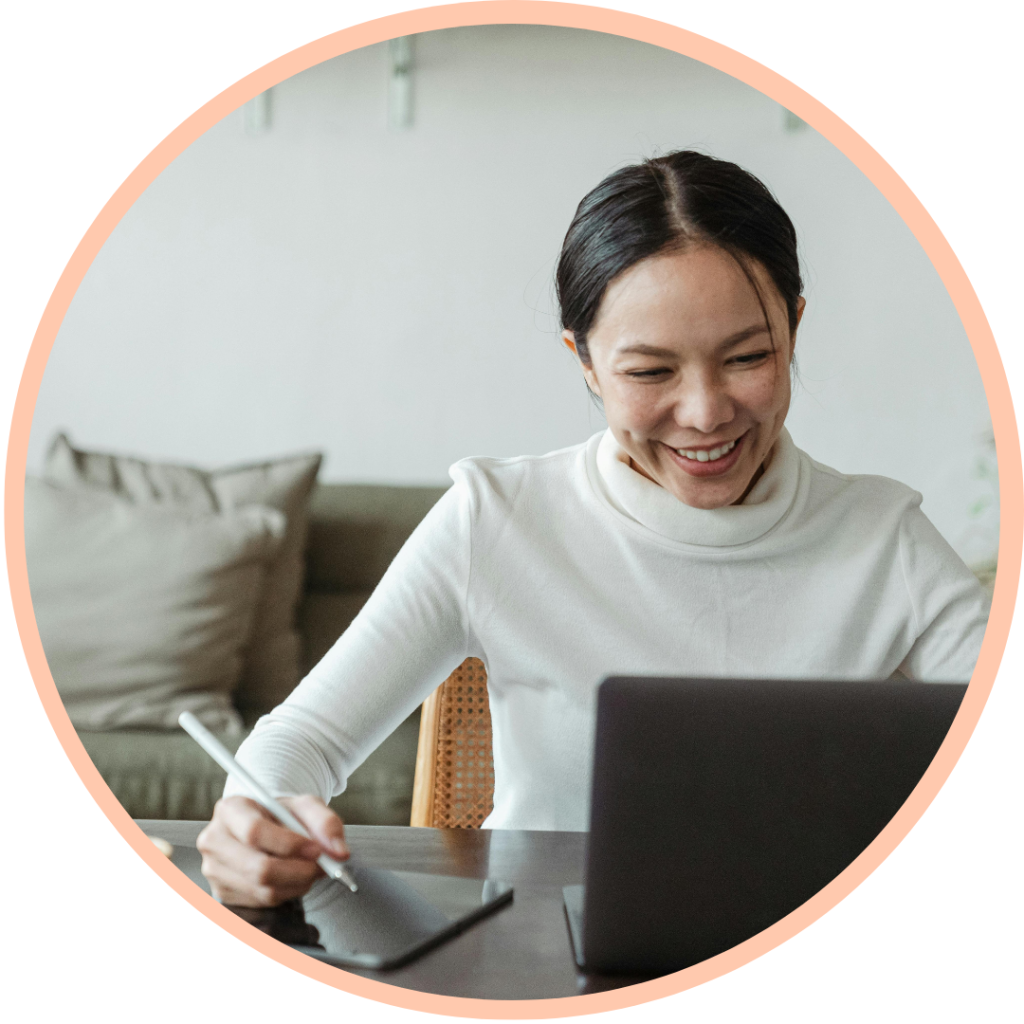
178, 711, 358, 893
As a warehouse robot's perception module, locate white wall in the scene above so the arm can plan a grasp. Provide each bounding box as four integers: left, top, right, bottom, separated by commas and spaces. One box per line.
29, 25, 997, 564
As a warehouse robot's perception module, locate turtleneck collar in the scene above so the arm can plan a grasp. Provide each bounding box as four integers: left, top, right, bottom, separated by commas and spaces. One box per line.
591, 427, 801, 548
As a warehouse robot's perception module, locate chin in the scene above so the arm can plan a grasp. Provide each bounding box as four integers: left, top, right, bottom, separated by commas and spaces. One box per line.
672, 487, 740, 510
663, 463, 751, 509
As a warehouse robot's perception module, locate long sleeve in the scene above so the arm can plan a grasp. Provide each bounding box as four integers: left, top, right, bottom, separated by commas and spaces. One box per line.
227, 476, 473, 802
896, 505, 989, 682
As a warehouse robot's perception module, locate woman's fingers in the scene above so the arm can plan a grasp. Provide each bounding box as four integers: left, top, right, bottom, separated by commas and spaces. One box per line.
280, 795, 349, 860
198, 795, 341, 907
201, 826, 321, 906
214, 796, 322, 860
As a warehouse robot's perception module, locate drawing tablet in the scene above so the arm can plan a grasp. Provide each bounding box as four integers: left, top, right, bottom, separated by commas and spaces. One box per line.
285, 863, 513, 969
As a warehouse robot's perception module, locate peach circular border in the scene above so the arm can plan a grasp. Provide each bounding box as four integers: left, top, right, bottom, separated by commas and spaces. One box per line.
5, 1, 1020, 1018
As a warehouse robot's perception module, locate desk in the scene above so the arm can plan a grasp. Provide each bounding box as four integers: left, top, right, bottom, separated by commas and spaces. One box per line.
137, 820, 648, 999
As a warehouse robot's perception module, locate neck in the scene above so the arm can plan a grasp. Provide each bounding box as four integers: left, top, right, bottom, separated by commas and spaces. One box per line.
734, 461, 767, 505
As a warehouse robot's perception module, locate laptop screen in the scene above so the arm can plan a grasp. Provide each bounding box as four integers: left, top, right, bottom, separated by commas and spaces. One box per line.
578, 677, 966, 975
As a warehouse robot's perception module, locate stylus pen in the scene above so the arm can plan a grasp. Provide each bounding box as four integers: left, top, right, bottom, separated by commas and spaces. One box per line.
178, 711, 358, 893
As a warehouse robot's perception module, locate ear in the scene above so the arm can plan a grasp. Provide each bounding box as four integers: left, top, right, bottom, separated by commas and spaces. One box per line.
562, 330, 602, 398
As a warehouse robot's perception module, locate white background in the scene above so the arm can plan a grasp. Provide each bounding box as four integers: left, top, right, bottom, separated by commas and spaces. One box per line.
2, 1, 1021, 1021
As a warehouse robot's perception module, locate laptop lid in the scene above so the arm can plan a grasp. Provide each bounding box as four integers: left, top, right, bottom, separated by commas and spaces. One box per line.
574, 677, 967, 976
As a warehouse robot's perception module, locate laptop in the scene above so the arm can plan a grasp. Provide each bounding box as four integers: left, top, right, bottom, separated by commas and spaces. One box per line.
563, 676, 967, 976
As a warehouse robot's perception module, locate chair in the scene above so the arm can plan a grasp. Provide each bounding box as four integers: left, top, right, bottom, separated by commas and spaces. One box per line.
410, 658, 495, 827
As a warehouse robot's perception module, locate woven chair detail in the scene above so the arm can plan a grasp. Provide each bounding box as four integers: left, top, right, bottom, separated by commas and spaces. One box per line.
410, 658, 494, 828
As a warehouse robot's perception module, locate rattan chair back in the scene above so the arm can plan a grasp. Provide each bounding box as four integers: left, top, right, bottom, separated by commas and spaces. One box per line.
410, 658, 494, 828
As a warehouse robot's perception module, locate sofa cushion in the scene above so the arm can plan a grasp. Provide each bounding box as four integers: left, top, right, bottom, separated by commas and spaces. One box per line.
79, 726, 249, 820
44, 434, 322, 713
305, 484, 448, 592
297, 590, 375, 673
25, 477, 283, 732
79, 713, 421, 824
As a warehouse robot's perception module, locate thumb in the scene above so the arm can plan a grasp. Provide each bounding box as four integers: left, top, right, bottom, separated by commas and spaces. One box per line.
281, 795, 349, 860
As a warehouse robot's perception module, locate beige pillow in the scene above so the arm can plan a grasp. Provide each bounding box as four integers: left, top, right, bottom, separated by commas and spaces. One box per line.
44, 435, 322, 712
25, 477, 285, 732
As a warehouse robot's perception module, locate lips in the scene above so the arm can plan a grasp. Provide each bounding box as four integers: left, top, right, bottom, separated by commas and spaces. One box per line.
662, 432, 747, 477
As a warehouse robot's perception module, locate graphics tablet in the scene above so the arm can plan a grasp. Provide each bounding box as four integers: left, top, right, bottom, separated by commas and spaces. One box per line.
231, 863, 513, 970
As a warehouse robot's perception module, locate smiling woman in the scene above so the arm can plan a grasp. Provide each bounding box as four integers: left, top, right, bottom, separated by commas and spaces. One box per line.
196, 151, 989, 909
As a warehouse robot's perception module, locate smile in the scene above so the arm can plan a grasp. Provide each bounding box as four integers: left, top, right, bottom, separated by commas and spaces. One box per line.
674, 439, 737, 463
660, 432, 748, 478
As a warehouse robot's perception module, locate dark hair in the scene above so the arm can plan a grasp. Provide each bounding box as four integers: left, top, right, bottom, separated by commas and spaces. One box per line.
556, 151, 802, 364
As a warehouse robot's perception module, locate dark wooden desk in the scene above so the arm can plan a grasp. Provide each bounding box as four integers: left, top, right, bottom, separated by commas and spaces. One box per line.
137, 820, 646, 999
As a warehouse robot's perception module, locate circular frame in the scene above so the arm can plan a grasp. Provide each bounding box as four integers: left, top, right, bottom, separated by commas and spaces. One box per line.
5, 1, 1020, 1017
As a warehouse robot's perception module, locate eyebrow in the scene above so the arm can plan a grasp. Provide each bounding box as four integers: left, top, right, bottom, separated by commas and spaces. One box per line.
616, 324, 770, 358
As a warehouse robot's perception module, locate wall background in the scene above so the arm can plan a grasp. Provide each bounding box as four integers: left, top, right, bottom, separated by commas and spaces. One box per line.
29, 25, 996, 564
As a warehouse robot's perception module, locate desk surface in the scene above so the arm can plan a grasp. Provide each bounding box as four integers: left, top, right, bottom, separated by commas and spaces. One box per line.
137, 820, 648, 999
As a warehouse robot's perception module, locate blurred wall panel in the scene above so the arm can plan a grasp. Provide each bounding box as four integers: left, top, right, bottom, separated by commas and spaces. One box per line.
30, 26, 995, 563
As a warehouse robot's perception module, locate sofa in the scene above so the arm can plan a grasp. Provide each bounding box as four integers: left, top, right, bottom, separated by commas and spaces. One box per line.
75, 481, 449, 824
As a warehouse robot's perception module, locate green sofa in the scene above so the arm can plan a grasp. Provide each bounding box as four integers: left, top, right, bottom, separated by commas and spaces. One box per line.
77, 482, 449, 823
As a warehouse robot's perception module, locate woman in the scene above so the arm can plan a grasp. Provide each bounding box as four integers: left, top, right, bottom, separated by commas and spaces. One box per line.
198, 151, 988, 906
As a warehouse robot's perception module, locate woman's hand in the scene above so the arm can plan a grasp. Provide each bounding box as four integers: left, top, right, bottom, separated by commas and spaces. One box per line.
197, 794, 349, 907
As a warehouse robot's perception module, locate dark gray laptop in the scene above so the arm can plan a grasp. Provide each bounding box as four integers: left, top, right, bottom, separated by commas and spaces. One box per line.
564, 676, 967, 976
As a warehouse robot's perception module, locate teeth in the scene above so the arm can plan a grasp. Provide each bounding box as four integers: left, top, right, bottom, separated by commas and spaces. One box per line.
676, 439, 736, 463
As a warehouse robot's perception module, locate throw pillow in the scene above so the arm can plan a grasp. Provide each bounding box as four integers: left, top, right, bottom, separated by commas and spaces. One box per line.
44, 434, 322, 712
25, 477, 285, 732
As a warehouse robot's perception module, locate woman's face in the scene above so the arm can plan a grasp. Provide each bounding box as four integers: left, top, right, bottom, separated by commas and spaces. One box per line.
565, 245, 804, 510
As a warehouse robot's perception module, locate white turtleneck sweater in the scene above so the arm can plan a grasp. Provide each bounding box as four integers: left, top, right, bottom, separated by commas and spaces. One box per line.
229, 429, 988, 832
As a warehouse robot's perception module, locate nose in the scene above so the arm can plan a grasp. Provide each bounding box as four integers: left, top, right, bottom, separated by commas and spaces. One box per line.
672, 370, 735, 434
